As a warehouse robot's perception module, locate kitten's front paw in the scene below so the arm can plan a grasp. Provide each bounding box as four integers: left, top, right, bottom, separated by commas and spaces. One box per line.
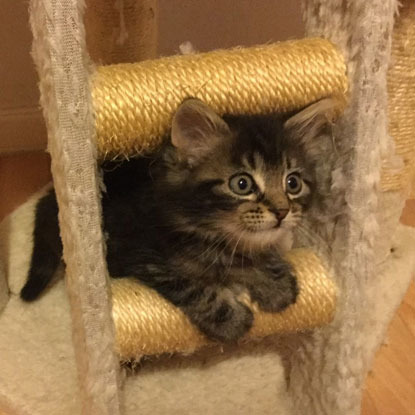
192, 300, 254, 343
250, 270, 298, 313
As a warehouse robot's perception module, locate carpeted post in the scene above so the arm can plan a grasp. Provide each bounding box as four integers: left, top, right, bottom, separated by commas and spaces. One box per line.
287, 1, 399, 414
29, 0, 121, 414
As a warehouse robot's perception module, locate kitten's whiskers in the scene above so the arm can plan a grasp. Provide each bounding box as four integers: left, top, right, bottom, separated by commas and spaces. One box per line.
226, 232, 244, 276
197, 232, 236, 277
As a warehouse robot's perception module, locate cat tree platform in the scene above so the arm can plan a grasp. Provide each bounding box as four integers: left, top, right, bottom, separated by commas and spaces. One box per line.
0, 190, 414, 414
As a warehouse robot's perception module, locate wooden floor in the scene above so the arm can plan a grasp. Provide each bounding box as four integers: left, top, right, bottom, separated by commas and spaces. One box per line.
0, 153, 414, 414
361, 199, 415, 415
362, 284, 415, 415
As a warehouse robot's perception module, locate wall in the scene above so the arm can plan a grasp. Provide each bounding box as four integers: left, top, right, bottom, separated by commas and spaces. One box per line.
0, 0, 47, 153
0, 0, 303, 154
158, 0, 303, 55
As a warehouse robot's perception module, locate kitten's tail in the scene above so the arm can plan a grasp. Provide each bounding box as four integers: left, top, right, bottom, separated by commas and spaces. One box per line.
20, 249, 61, 301
20, 190, 62, 302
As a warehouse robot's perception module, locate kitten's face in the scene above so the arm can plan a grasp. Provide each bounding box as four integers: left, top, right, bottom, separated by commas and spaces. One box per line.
157, 98, 334, 253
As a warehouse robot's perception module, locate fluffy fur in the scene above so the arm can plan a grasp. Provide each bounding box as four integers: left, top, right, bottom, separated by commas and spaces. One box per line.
21, 98, 334, 342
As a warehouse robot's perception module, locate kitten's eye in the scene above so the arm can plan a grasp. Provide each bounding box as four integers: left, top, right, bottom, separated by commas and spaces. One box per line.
229, 173, 256, 196
285, 173, 302, 195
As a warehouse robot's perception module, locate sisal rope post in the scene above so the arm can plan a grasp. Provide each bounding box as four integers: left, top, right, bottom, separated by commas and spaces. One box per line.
91, 38, 347, 159
380, 0, 415, 196
29, 0, 121, 414
112, 249, 337, 360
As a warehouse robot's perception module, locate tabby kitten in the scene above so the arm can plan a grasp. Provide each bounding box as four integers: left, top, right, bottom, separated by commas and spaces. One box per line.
21, 98, 334, 342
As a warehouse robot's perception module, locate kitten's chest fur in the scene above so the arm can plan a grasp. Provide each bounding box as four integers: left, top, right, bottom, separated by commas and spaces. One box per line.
165, 234, 258, 282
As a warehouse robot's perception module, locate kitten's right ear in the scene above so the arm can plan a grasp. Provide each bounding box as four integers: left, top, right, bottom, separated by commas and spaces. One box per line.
171, 99, 230, 166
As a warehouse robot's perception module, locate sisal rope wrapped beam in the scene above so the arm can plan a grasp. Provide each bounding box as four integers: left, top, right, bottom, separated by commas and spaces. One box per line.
380, 1, 415, 196
112, 249, 337, 360
91, 37, 348, 159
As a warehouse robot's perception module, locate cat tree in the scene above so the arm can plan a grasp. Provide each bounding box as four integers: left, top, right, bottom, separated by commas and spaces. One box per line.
0, 0, 414, 414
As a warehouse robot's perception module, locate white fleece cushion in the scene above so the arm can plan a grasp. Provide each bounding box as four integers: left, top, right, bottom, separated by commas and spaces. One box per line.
0, 191, 293, 415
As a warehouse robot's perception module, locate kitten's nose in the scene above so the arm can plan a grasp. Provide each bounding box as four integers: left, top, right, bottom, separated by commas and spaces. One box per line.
275, 209, 289, 221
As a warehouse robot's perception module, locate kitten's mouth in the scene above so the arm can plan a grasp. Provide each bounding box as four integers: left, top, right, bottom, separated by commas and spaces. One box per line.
234, 221, 291, 251
244, 220, 282, 233
273, 220, 284, 228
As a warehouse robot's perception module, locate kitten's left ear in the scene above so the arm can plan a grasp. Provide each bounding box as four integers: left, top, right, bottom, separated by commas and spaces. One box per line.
171, 98, 230, 165
284, 96, 344, 140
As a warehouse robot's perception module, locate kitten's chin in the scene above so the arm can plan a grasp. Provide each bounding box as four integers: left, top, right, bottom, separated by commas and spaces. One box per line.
241, 227, 293, 253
